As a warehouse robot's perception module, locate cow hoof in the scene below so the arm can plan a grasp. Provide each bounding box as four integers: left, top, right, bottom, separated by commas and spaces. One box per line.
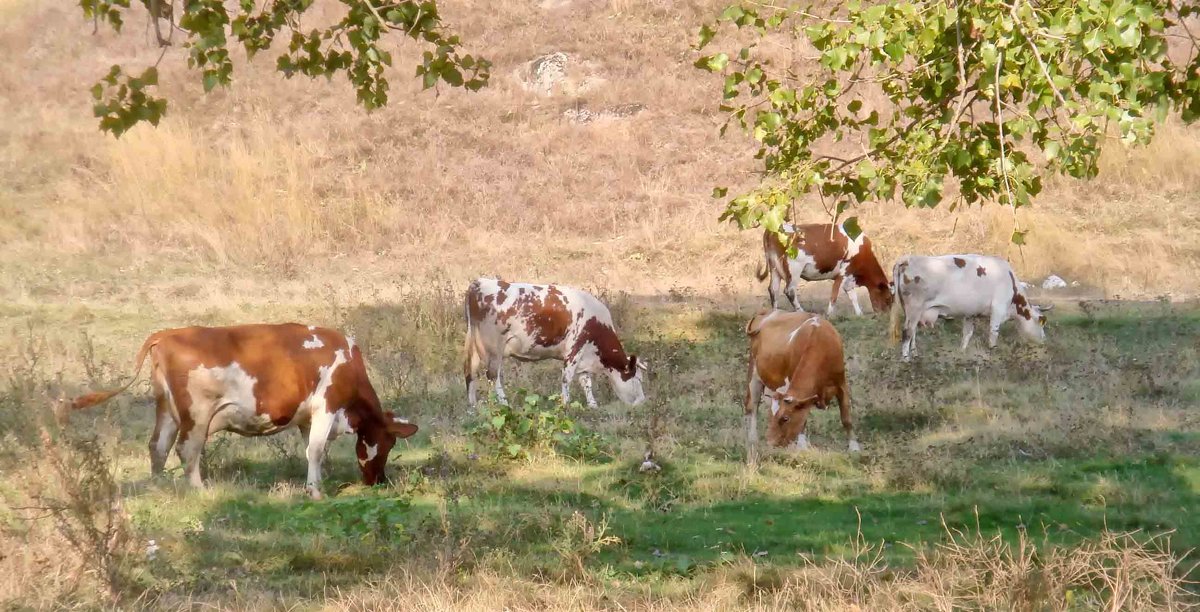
848, 440, 862, 452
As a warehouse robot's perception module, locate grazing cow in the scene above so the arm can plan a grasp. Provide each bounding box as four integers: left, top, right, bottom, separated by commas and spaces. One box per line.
756, 222, 893, 316
61, 324, 418, 499
743, 310, 860, 465
464, 278, 646, 408
890, 254, 1051, 361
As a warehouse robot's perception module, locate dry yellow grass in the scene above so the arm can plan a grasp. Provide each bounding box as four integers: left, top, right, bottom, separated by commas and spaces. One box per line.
1, 0, 1199, 301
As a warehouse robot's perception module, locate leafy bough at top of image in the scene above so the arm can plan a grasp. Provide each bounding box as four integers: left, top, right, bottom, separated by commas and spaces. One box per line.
697, 0, 1200, 243
79, 0, 491, 137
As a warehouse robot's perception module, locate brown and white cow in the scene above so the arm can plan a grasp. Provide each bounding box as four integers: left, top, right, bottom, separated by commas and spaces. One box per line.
743, 309, 860, 465
756, 222, 893, 316
464, 278, 646, 408
890, 254, 1051, 361
61, 324, 418, 499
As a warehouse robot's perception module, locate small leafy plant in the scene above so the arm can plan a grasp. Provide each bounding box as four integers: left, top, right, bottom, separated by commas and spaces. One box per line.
467, 391, 612, 462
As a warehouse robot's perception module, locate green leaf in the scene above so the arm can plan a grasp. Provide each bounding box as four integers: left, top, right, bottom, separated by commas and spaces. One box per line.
1011, 229, 1028, 245
842, 216, 863, 240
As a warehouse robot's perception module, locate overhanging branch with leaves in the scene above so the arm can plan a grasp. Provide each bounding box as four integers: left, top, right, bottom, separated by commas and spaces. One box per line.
697, 0, 1200, 242
81, 0, 491, 136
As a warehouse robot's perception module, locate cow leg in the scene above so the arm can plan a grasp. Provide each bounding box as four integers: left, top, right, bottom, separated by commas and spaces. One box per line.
560, 362, 576, 405
305, 408, 338, 500
465, 355, 479, 409
844, 277, 864, 316
487, 357, 508, 405
784, 278, 800, 311
174, 412, 210, 489
837, 383, 861, 452
988, 304, 1006, 348
744, 365, 765, 466
901, 315, 920, 361
579, 372, 598, 408
767, 268, 782, 309
826, 276, 844, 316
149, 388, 178, 476
961, 317, 975, 351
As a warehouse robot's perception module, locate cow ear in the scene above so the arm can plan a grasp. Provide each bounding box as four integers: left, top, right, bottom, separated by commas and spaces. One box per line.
387, 418, 418, 439
627, 355, 638, 374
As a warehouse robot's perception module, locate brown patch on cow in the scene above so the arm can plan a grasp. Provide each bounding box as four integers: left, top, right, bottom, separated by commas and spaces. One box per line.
523, 285, 572, 347
977, 266, 987, 277
570, 316, 633, 379
1009, 271, 1032, 319
902, 274, 911, 284
953, 257, 966, 268
913, 275, 922, 284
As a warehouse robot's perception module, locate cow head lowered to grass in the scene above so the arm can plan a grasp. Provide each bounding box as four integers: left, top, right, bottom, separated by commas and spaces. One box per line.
742, 309, 860, 465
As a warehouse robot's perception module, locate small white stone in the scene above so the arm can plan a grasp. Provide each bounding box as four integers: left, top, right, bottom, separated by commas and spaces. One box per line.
1042, 275, 1068, 290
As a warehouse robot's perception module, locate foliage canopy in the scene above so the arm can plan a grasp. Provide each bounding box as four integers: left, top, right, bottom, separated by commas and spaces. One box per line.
697, 0, 1200, 241
80, 0, 490, 136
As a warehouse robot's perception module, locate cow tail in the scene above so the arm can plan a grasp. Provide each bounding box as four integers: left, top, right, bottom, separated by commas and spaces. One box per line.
755, 261, 768, 282
889, 259, 907, 345
60, 333, 160, 421
462, 285, 482, 380
745, 309, 770, 337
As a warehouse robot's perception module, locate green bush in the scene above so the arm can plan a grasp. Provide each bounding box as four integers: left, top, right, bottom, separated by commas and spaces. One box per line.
467, 391, 612, 462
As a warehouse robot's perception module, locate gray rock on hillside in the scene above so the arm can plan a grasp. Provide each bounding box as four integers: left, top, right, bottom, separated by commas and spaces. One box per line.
563, 103, 645, 124
516, 52, 606, 96
1042, 275, 1068, 290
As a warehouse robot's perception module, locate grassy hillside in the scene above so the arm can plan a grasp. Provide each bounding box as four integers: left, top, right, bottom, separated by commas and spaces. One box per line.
1, 0, 1199, 296
2, 286, 1198, 609
2, 0, 1200, 608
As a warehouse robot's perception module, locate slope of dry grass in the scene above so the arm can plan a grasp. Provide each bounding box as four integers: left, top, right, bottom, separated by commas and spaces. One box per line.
2, 0, 1199, 298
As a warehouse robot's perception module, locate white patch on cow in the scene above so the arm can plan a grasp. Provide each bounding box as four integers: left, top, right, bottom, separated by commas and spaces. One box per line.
791, 433, 810, 450
770, 377, 791, 415
332, 408, 355, 436
359, 443, 379, 466
188, 361, 270, 435
848, 439, 862, 452
303, 334, 324, 349
787, 326, 803, 344
309, 350, 347, 413
837, 223, 866, 259
347, 336, 356, 353
781, 222, 796, 233
393, 416, 410, 424
304, 349, 349, 499
307, 325, 316, 331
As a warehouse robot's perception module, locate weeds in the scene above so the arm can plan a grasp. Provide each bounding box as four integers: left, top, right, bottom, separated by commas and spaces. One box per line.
550, 511, 622, 583
24, 428, 135, 603
466, 391, 612, 462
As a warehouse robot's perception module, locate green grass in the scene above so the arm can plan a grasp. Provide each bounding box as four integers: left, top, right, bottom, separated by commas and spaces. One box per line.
2, 291, 1198, 607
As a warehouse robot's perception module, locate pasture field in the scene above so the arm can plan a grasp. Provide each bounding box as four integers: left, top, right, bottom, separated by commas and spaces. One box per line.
4, 0, 1200, 608
1, 266, 1198, 609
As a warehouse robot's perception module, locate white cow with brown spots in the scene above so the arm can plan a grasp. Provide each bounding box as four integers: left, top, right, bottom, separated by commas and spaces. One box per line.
743, 309, 860, 466
757, 222, 894, 316
890, 254, 1052, 361
464, 278, 646, 408
61, 324, 418, 499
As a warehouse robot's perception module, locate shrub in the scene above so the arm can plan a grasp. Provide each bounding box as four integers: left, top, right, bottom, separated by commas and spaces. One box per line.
466, 391, 612, 462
